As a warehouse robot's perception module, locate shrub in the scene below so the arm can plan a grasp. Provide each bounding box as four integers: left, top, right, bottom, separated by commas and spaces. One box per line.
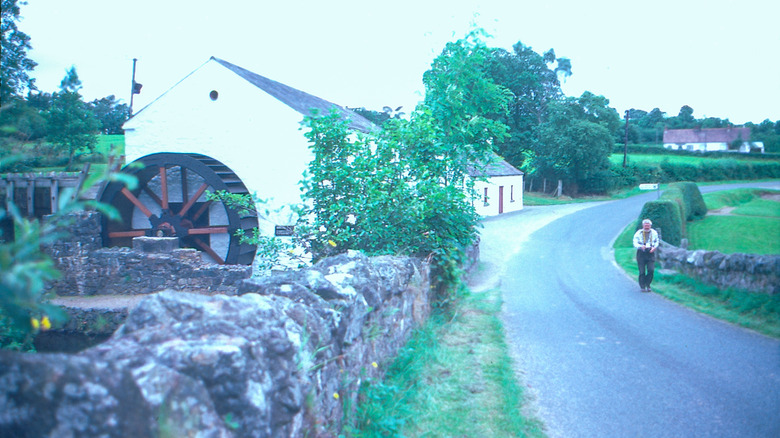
672, 182, 707, 221
636, 199, 683, 245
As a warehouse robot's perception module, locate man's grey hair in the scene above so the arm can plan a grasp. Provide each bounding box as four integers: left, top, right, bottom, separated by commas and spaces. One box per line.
642, 219, 652, 225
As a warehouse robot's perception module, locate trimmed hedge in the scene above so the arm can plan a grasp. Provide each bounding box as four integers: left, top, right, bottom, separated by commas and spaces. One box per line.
635, 182, 708, 246
672, 182, 707, 221
636, 199, 683, 246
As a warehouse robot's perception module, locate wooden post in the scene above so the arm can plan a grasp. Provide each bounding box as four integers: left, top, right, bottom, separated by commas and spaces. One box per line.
26, 178, 34, 216
51, 178, 60, 213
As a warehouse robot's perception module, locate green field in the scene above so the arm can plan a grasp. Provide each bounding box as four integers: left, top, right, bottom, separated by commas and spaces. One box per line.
609, 153, 769, 166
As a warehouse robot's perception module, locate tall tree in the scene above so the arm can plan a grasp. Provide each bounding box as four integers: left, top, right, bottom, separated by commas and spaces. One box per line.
535, 94, 616, 194
0, 0, 36, 104
45, 67, 99, 169
483, 41, 570, 168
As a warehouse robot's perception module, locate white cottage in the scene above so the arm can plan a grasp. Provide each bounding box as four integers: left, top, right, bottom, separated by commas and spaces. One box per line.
663, 127, 764, 153
107, 57, 377, 264
468, 157, 524, 216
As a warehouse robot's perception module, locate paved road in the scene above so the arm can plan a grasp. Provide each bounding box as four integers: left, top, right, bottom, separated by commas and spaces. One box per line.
482, 182, 780, 438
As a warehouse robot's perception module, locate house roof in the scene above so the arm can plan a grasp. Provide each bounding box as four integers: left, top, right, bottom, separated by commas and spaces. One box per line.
467, 155, 524, 178
663, 127, 751, 144
211, 57, 379, 133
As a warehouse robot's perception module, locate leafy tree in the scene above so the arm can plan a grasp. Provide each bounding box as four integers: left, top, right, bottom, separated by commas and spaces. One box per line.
483, 41, 570, 168
299, 33, 511, 296
88, 95, 129, 134
535, 95, 615, 194
44, 67, 99, 169
0, 0, 36, 104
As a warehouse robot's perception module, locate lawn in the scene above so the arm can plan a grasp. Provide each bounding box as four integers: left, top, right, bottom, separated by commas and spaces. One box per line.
609, 153, 769, 166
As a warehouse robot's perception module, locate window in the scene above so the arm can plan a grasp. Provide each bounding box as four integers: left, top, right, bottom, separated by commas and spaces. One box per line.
510, 185, 515, 202
483, 187, 489, 206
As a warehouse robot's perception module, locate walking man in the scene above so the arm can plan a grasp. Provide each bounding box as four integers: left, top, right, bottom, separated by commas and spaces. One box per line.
633, 219, 660, 292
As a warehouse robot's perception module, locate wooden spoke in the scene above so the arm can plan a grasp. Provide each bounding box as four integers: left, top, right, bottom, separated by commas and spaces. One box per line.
159, 166, 169, 210
181, 167, 189, 205
178, 183, 209, 217
188, 226, 229, 235
108, 230, 148, 238
192, 200, 213, 222
121, 188, 153, 218
192, 238, 225, 264
142, 186, 163, 208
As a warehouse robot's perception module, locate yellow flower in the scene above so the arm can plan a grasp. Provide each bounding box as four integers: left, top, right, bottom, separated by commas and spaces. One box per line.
333, 392, 340, 400
31, 318, 40, 330
41, 316, 51, 330
372, 362, 378, 368
328, 240, 337, 247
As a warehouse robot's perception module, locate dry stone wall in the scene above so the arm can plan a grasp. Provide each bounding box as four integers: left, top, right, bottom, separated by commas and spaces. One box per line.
2, 211, 433, 437
658, 242, 779, 295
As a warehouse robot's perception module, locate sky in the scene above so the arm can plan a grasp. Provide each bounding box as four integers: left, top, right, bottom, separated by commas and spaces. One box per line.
14, 0, 780, 125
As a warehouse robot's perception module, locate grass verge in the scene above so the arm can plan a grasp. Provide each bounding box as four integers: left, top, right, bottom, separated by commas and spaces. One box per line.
348, 285, 546, 437
613, 222, 780, 339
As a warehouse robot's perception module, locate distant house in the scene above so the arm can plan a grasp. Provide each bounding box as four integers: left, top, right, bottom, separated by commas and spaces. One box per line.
468, 157, 524, 216
663, 127, 764, 153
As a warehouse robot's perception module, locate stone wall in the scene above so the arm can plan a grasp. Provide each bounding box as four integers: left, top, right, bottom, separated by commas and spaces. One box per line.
658, 242, 779, 295
43, 211, 252, 296
2, 210, 433, 437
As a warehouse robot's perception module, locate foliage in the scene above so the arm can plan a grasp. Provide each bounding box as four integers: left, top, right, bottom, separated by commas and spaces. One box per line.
670, 182, 707, 221
0, 151, 133, 350
299, 33, 510, 295
535, 95, 617, 194
88, 95, 129, 135
0, 0, 37, 104
205, 190, 301, 271
636, 198, 683, 245
483, 40, 569, 170
44, 67, 100, 170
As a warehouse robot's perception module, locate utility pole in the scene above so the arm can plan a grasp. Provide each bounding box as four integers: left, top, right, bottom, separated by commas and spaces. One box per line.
623, 109, 630, 167
129, 58, 142, 116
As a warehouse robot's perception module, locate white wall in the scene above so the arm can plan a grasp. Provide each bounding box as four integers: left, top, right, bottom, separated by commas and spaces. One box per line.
124, 61, 313, 236
471, 174, 524, 217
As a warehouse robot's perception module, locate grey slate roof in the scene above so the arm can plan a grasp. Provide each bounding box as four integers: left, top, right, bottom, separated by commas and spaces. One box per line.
212, 57, 379, 133
467, 154, 524, 178
663, 127, 751, 144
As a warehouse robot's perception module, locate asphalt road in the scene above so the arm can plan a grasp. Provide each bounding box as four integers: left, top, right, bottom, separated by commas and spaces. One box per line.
490, 182, 780, 438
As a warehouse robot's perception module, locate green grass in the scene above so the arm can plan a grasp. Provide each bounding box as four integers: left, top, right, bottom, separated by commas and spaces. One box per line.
94, 134, 125, 156
686, 189, 780, 254
609, 153, 769, 166
612, 188, 780, 339
350, 287, 546, 437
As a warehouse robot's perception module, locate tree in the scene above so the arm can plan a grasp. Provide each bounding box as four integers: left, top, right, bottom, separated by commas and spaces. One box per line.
535, 95, 615, 194
299, 32, 512, 295
44, 67, 99, 169
482, 40, 570, 169
88, 95, 129, 134
0, 0, 37, 104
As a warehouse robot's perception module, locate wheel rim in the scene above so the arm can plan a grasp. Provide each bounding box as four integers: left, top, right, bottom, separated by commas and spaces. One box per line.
99, 153, 258, 265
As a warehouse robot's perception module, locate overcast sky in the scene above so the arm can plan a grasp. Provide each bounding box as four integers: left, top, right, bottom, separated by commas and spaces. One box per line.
16, 0, 780, 125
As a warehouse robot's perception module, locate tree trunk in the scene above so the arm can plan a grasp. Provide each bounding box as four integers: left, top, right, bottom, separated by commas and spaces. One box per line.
556, 180, 563, 197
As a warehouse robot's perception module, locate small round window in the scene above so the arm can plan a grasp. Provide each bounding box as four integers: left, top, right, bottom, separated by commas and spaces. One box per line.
209, 90, 219, 101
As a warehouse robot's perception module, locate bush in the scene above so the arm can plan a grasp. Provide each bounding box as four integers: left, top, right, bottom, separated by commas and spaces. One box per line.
671, 182, 707, 221
636, 199, 683, 245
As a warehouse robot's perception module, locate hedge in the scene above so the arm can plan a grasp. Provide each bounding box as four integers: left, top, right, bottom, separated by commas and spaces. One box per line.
636, 199, 683, 246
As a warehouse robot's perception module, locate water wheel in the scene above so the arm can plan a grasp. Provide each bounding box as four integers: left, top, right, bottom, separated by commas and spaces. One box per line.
99, 153, 258, 265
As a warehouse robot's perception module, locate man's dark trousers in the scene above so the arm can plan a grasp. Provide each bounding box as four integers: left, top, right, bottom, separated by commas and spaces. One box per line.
636, 249, 655, 289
